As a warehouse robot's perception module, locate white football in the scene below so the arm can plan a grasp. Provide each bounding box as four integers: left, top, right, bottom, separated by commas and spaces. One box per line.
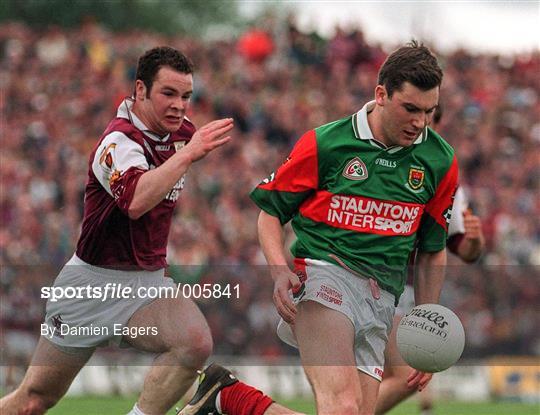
396, 303, 465, 373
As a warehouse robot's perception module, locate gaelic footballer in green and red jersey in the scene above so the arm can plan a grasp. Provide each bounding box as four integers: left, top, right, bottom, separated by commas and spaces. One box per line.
250, 101, 458, 299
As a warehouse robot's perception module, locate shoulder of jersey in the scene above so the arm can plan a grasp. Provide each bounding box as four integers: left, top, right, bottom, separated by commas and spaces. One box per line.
100, 118, 143, 147
423, 127, 455, 160
315, 114, 353, 137
313, 115, 355, 153
177, 116, 196, 139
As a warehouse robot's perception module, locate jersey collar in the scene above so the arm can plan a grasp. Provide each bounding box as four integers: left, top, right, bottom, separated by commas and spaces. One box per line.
352, 100, 425, 153
117, 98, 170, 142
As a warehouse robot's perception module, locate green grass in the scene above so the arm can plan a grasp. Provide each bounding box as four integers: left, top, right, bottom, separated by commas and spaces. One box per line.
46, 396, 539, 414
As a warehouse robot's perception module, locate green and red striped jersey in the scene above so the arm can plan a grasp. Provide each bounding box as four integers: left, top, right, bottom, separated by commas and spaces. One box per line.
250, 101, 458, 298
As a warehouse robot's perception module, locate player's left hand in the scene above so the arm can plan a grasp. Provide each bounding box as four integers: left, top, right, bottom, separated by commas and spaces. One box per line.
463, 208, 483, 241
407, 369, 433, 391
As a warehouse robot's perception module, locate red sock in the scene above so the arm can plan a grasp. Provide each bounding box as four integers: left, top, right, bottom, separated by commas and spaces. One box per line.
220, 381, 274, 415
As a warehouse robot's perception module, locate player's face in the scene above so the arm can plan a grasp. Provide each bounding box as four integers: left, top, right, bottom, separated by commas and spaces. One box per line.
377, 82, 439, 147
135, 66, 193, 136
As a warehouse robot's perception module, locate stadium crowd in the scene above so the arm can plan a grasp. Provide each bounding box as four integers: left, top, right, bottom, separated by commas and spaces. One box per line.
1, 17, 539, 379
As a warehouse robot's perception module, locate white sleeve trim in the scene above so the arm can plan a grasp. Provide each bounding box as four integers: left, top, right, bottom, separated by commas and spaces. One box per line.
92, 132, 148, 196
448, 186, 467, 236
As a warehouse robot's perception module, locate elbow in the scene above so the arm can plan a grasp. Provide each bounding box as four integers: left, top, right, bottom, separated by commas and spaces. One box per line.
128, 209, 142, 221
127, 203, 145, 220
457, 241, 485, 264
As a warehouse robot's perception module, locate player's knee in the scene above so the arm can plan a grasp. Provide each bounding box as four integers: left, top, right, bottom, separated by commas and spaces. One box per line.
175, 326, 213, 368
318, 390, 361, 414
330, 400, 361, 414
20, 392, 60, 414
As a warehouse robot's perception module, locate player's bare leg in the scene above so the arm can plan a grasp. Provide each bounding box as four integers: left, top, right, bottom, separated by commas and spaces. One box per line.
0, 337, 93, 415
124, 295, 213, 414
356, 368, 382, 414
294, 300, 368, 414
262, 403, 301, 414
375, 315, 416, 414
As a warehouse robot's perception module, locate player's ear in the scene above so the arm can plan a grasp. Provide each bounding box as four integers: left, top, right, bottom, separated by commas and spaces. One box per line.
375, 85, 387, 106
135, 80, 147, 101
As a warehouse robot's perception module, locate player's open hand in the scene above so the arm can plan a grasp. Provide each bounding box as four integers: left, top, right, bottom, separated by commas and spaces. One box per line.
407, 369, 433, 391
463, 208, 483, 241
186, 118, 234, 162
272, 268, 301, 324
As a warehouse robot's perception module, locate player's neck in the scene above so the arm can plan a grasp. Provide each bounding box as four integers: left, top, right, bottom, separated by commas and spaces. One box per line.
130, 102, 168, 138
130, 101, 147, 126
367, 106, 391, 147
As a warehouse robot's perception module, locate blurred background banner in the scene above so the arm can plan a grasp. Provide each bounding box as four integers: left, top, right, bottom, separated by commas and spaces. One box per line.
1, 0, 539, 410
488, 357, 540, 403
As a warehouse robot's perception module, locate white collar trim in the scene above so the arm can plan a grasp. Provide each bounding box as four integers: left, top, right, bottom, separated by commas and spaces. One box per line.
117, 98, 170, 142
353, 100, 425, 150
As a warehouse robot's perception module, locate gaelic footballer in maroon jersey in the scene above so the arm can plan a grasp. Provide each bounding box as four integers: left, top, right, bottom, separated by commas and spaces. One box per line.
1, 47, 240, 415
76, 99, 195, 271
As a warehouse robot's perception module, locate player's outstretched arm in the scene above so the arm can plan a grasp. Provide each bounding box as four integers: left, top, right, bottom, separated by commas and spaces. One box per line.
257, 210, 300, 323
455, 210, 485, 263
128, 118, 233, 219
414, 248, 447, 305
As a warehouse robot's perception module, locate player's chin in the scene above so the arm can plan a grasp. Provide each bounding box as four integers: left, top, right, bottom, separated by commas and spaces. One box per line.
162, 117, 183, 132
400, 132, 419, 146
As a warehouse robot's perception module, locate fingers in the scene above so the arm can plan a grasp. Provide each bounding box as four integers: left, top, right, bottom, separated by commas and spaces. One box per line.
407, 369, 433, 391
289, 272, 301, 290
204, 118, 234, 127
210, 135, 232, 150
187, 118, 234, 161
418, 372, 433, 390
198, 118, 234, 137
463, 214, 483, 239
272, 272, 298, 324
197, 120, 234, 145
273, 288, 296, 323
407, 369, 423, 389
208, 120, 234, 138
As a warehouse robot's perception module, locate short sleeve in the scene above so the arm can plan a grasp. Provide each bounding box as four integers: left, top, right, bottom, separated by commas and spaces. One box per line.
250, 130, 318, 224
92, 132, 148, 214
417, 155, 459, 252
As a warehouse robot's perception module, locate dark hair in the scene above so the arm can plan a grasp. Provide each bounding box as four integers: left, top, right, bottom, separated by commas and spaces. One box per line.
135, 46, 194, 97
377, 40, 443, 97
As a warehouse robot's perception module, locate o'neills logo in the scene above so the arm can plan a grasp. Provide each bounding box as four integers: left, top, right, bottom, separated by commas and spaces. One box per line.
405, 307, 449, 329
343, 157, 368, 180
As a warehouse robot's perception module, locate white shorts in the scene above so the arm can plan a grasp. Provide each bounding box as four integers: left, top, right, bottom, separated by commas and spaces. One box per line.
43, 254, 176, 350
277, 259, 395, 381
395, 284, 415, 317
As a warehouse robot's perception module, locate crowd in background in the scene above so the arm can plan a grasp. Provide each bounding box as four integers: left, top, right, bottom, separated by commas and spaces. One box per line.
1, 16, 539, 379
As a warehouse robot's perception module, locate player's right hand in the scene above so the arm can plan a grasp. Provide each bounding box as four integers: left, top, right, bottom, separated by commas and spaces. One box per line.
272, 268, 301, 324
185, 118, 234, 162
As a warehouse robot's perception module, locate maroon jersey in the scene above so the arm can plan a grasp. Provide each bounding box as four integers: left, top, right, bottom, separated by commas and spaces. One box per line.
75, 99, 195, 270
